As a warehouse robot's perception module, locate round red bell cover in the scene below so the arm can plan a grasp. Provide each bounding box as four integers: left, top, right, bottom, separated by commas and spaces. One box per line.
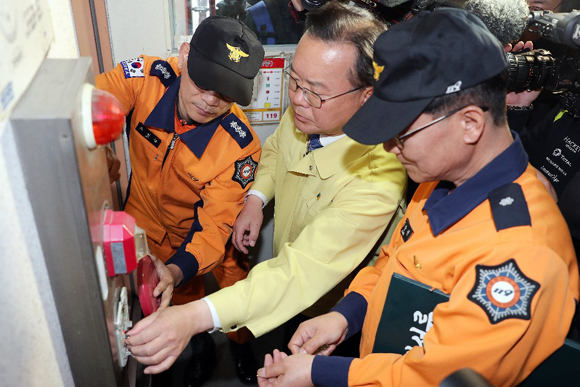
137, 255, 160, 316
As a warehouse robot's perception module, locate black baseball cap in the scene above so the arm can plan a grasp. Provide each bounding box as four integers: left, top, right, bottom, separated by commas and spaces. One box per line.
188, 16, 264, 106
343, 8, 507, 145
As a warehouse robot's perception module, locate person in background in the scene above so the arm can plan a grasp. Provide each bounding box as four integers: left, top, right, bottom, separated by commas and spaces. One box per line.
506, 0, 580, 287
245, 0, 305, 45
518, 0, 580, 118
96, 16, 264, 386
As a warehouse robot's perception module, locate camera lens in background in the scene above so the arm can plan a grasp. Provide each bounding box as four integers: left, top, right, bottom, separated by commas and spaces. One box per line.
301, 0, 329, 10
505, 49, 580, 92
506, 49, 558, 92
528, 10, 580, 50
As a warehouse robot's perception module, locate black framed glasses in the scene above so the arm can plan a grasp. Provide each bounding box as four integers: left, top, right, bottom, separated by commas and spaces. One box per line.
393, 105, 489, 149
528, 1, 562, 12
284, 69, 363, 109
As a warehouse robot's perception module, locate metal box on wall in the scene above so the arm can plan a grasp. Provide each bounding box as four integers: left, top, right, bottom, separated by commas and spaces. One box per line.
9, 57, 140, 386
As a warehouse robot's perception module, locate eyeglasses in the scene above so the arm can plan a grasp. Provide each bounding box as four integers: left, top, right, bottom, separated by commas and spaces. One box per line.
393, 105, 489, 149
528, 1, 561, 12
284, 69, 363, 109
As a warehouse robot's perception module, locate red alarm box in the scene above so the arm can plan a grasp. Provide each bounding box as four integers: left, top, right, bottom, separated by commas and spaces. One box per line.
102, 210, 139, 276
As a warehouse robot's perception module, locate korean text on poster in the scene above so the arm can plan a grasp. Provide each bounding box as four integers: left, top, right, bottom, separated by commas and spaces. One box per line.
242, 57, 285, 124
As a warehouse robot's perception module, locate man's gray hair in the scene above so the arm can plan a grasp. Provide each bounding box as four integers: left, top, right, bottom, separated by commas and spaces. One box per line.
304, 2, 387, 88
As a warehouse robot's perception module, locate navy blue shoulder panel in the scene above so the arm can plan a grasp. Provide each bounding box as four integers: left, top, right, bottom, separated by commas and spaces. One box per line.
221, 113, 254, 149
488, 183, 531, 231
150, 60, 177, 88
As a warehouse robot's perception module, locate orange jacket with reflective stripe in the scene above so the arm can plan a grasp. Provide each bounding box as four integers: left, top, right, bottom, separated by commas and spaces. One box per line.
96, 55, 261, 282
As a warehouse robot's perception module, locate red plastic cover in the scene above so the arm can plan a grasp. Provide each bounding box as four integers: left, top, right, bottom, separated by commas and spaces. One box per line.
102, 210, 137, 276
137, 255, 160, 316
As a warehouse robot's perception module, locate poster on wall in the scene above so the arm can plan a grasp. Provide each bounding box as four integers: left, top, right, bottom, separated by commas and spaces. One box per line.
242, 57, 285, 124
0, 0, 53, 121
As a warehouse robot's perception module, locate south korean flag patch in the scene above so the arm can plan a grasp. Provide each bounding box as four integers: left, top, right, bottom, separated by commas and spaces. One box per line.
468, 259, 539, 324
121, 57, 145, 78
232, 156, 258, 189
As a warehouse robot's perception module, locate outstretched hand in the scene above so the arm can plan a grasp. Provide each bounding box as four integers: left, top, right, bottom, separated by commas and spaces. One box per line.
288, 312, 349, 356
149, 254, 174, 310
125, 300, 213, 374
258, 349, 314, 387
232, 195, 264, 254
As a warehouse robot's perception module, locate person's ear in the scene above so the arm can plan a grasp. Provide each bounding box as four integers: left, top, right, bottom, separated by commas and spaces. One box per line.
359, 86, 373, 106
178, 43, 190, 71
461, 106, 486, 145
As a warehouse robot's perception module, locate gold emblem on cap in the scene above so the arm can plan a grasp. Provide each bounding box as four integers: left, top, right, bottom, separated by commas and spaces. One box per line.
373, 61, 384, 81
226, 43, 249, 63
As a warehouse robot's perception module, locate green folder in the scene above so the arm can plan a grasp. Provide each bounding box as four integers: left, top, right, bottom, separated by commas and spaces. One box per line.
372, 273, 449, 355
371, 273, 580, 386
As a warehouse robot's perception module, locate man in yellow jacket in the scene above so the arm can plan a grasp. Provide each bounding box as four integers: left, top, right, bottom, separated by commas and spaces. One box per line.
125, 1, 407, 375
257, 8, 580, 387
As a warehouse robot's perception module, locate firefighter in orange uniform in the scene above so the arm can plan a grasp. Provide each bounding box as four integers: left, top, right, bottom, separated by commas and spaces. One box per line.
96, 16, 264, 385
257, 9, 580, 387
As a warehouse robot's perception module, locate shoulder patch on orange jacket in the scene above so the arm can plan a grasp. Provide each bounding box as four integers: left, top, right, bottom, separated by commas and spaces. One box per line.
232, 155, 258, 188
488, 183, 531, 231
150, 60, 177, 87
221, 113, 254, 149
468, 259, 540, 324
121, 57, 145, 78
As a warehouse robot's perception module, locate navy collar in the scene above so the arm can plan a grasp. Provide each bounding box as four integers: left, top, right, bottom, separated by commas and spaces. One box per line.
144, 76, 180, 132
423, 131, 529, 236
178, 114, 226, 158
144, 76, 227, 158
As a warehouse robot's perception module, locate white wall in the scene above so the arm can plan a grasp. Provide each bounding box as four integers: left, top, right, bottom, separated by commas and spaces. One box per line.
47, 0, 79, 59
105, 0, 173, 64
